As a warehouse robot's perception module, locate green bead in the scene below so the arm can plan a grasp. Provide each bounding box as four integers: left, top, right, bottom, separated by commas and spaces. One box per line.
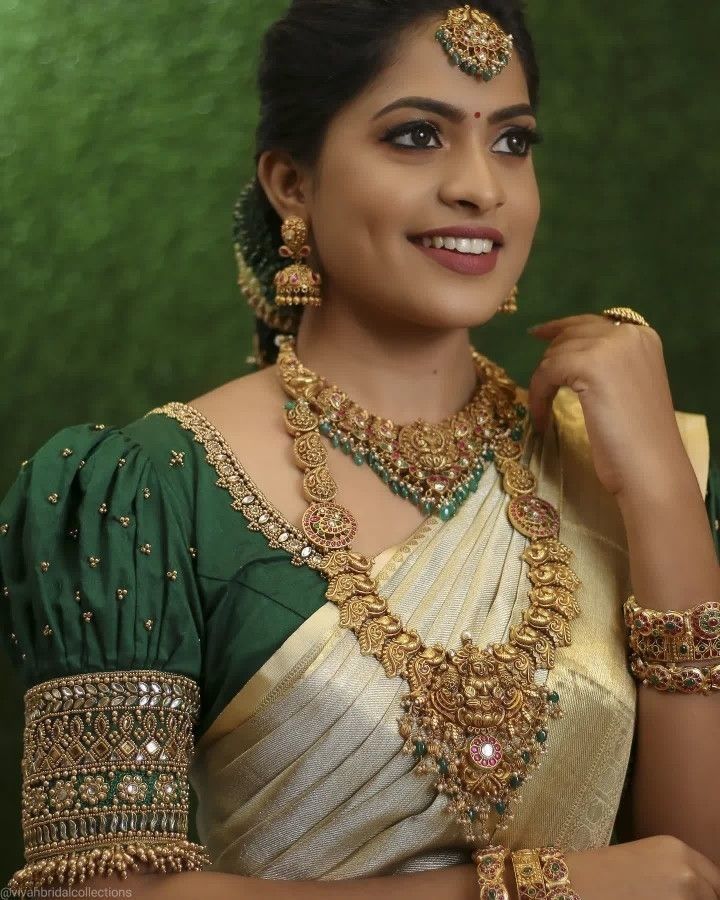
341, 440, 352, 455
410, 492, 421, 506
455, 485, 468, 502
535, 729, 548, 743
451, 51, 461, 64
521, 751, 531, 764
468, 809, 477, 821
511, 427, 524, 441
381, 470, 390, 484
331, 434, 341, 448
399, 484, 409, 499
367, 452, 377, 466
482, 448, 495, 461
494, 801, 506, 814
439, 504, 455, 522
352, 452, 365, 466
319, 422, 332, 436
423, 500, 435, 515
414, 740, 427, 758
390, 480, 400, 495
548, 691, 560, 704
482, 70, 493, 82
469, 64, 478, 75
439, 758, 449, 775
509, 774, 523, 789
284, 400, 296, 410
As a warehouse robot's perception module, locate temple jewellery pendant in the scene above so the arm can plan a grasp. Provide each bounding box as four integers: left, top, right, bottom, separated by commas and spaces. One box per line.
276, 336, 582, 845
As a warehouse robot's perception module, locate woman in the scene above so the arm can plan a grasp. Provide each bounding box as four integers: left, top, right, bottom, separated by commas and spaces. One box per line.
2, 1, 719, 898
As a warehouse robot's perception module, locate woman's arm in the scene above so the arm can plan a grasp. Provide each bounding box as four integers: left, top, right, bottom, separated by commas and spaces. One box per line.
617, 459, 720, 866
72, 864, 482, 900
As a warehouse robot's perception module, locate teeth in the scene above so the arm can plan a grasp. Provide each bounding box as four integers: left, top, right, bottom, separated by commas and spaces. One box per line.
418, 236, 498, 254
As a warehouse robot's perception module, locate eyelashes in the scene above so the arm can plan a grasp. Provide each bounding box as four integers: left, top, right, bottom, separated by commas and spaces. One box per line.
381, 119, 543, 157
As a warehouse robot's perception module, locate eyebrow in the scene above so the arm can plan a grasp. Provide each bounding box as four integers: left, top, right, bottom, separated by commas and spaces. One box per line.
372, 96, 535, 124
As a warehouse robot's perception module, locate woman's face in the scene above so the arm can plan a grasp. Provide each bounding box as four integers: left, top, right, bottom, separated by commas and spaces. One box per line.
305, 15, 541, 332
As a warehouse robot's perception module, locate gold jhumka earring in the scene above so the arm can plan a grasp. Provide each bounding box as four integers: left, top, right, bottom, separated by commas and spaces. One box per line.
499, 284, 518, 314
273, 216, 322, 307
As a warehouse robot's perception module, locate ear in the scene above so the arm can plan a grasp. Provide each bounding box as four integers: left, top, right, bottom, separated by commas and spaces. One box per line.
256, 149, 312, 222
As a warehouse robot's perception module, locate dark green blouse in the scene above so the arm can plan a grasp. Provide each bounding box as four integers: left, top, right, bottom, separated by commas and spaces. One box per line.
1, 405, 718, 740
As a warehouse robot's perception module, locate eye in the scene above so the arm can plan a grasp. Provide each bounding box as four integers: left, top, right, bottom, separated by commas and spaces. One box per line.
492, 127, 543, 157
381, 120, 443, 151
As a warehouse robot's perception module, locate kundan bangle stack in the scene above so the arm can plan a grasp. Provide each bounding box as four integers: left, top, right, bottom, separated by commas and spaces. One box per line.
624, 596, 720, 694
471, 845, 581, 900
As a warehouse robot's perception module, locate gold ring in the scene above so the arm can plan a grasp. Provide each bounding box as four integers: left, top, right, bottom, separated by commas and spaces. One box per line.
601, 307, 651, 327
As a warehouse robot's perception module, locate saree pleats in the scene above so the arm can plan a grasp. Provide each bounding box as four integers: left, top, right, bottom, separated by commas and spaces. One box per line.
190, 388, 709, 878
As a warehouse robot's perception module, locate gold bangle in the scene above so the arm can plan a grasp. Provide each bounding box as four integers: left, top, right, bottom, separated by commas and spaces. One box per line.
511, 849, 547, 900
539, 847, 582, 899
630, 654, 720, 694
624, 595, 720, 664
471, 846, 511, 900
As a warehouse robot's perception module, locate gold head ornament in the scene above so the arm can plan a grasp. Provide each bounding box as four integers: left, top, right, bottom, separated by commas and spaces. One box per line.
435, 5, 514, 82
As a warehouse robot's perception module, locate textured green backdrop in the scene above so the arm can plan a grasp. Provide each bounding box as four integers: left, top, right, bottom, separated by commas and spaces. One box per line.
1, 0, 718, 881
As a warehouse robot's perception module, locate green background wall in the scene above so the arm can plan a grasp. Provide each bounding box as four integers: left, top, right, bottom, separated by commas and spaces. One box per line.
1, 0, 718, 881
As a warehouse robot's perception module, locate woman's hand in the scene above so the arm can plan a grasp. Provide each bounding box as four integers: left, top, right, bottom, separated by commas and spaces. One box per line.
566, 836, 720, 900
527, 314, 693, 505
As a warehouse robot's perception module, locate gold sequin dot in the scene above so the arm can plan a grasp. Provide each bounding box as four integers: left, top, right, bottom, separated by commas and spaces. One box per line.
116, 588, 128, 601
20, 460, 29, 469
139, 543, 152, 555
40, 561, 50, 573
2, 586, 9, 598
9, 633, 17, 645
91, 424, 106, 431
67, 527, 79, 540
47, 493, 59, 504
188, 546, 197, 559
78, 459, 86, 469
0, 523, 8, 536
166, 570, 178, 581
74, 590, 82, 603
98, 503, 108, 515
88, 556, 100, 568
42, 625, 53, 638
118, 516, 130, 528
143, 487, 151, 499
715, 519, 719, 532
169, 450, 185, 468
144, 619, 154, 631
61, 448, 74, 458
118, 457, 127, 468
82, 611, 94, 622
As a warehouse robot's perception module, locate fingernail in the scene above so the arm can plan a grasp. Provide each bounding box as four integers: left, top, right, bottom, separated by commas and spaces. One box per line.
526, 324, 541, 334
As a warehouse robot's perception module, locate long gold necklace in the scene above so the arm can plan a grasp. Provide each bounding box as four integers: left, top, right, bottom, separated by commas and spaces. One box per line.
292, 348, 527, 520
276, 336, 582, 845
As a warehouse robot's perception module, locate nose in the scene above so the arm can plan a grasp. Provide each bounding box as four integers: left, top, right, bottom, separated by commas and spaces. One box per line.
438, 140, 506, 212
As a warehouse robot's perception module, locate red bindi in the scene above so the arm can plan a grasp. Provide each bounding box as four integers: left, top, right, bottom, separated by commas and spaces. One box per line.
474, 112, 482, 118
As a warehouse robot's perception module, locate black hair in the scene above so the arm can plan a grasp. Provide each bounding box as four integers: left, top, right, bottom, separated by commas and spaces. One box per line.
247, 0, 540, 366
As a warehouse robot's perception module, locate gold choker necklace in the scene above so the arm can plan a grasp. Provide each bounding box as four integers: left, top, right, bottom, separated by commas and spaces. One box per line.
276, 338, 527, 521
276, 335, 582, 846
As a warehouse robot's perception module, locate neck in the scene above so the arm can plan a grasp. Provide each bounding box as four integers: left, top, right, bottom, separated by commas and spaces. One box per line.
293, 300, 478, 424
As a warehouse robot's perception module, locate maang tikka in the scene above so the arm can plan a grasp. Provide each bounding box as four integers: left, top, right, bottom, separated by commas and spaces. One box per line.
274, 216, 322, 308
435, 5, 514, 82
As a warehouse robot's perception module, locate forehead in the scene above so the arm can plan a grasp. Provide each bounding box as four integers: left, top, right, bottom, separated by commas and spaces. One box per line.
348, 16, 530, 118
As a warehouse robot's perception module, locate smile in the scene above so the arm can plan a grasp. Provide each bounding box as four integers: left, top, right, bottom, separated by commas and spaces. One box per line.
408, 237, 500, 275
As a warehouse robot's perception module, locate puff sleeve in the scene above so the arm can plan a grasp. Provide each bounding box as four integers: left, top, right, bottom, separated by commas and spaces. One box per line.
0, 422, 209, 892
